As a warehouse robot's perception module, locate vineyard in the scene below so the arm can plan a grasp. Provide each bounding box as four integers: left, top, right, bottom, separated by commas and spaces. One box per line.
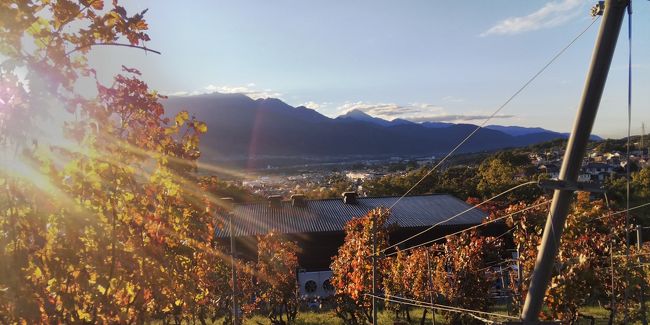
1, 1, 650, 324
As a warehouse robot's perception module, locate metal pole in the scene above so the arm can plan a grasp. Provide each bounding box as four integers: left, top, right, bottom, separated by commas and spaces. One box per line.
372, 216, 378, 325
230, 213, 238, 325
517, 244, 523, 315
638, 225, 647, 325
501, 265, 510, 315
611, 240, 617, 325
521, 1, 629, 322
426, 249, 437, 325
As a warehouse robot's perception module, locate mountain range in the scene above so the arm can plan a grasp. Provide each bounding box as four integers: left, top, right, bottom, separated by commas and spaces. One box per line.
163, 93, 598, 167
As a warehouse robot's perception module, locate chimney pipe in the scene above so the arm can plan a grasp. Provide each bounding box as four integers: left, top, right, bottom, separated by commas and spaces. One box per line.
342, 192, 358, 204
267, 195, 282, 208
219, 197, 235, 212
291, 194, 307, 207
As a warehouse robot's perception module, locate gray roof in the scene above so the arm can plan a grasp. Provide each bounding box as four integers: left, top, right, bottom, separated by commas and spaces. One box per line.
218, 194, 487, 237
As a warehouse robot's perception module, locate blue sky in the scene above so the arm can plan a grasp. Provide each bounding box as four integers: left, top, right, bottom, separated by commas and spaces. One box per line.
88, 0, 650, 138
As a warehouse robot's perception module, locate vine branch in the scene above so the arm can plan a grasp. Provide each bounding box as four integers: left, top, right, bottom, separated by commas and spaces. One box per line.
66, 43, 162, 56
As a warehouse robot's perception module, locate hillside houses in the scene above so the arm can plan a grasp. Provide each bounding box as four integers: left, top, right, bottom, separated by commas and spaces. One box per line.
532, 147, 648, 183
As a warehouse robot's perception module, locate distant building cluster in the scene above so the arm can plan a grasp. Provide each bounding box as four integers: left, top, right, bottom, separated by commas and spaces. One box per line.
240, 155, 436, 199
530, 146, 648, 183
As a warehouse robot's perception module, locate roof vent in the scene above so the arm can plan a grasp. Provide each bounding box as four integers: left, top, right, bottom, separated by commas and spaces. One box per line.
342, 191, 358, 204
291, 194, 307, 207
268, 195, 282, 208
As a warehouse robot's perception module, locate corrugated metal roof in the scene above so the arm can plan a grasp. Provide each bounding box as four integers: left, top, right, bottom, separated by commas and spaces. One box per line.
217, 194, 487, 237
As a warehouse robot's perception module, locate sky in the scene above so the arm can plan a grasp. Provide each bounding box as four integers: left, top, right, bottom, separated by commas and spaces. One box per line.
87, 0, 650, 139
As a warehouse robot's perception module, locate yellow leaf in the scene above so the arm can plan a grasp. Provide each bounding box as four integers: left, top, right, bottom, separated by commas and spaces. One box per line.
33, 266, 43, 279
98, 162, 110, 172
77, 309, 92, 321
175, 111, 189, 126
195, 122, 207, 133
126, 282, 136, 298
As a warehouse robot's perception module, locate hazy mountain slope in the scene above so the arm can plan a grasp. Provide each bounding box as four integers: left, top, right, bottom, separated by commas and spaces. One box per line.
163, 93, 571, 163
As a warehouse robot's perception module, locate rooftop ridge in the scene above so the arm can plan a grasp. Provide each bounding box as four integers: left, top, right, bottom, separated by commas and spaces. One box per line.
233, 193, 453, 207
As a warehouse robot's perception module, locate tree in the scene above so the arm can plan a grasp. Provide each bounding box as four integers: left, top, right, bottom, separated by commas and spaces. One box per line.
331, 208, 390, 325
632, 167, 650, 199
0, 1, 231, 323
476, 157, 520, 198
249, 231, 300, 325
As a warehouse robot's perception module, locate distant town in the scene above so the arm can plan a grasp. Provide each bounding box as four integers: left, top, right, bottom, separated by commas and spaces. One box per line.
217, 136, 650, 200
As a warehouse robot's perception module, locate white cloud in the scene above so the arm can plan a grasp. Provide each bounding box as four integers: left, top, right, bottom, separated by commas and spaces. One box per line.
481, 0, 583, 37
338, 102, 420, 117
301, 101, 322, 110
206, 85, 282, 99
337, 101, 514, 123
166, 84, 282, 99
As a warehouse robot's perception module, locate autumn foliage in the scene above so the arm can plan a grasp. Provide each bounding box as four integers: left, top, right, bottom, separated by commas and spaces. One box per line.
0, 1, 225, 324
248, 231, 300, 325
430, 231, 503, 324
330, 208, 390, 325
507, 193, 648, 323
384, 247, 436, 324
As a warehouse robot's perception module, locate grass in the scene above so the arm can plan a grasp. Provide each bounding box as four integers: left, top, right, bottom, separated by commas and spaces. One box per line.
187, 304, 647, 324
234, 307, 499, 325
238, 309, 443, 325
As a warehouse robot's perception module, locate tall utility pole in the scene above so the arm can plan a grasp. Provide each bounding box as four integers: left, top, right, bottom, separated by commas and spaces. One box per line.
372, 217, 378, 325
521, 0, 629, 323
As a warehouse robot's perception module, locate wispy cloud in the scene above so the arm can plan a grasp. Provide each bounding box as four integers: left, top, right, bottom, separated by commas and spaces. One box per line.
339, 102, 427, 117
408, 114, 514, 123
481, 0, 583, 37
167, 83, 282, 99
338, 101, 514, 123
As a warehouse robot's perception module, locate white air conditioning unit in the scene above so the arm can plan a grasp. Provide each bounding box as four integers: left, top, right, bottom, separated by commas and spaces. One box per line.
298, 270, 334, 298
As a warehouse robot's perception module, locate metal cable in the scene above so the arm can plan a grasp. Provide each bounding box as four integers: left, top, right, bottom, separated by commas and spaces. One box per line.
379, 181, 538, 256
383, 17, 600, 214
364, 293, 518, 320
590, 202, 650, 222
385, 199, 551, 257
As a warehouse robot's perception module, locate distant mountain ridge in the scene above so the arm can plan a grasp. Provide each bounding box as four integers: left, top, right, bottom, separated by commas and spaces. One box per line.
163, 93, 592, 167
485, 125, 601, 141
336, 109, 415, 127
